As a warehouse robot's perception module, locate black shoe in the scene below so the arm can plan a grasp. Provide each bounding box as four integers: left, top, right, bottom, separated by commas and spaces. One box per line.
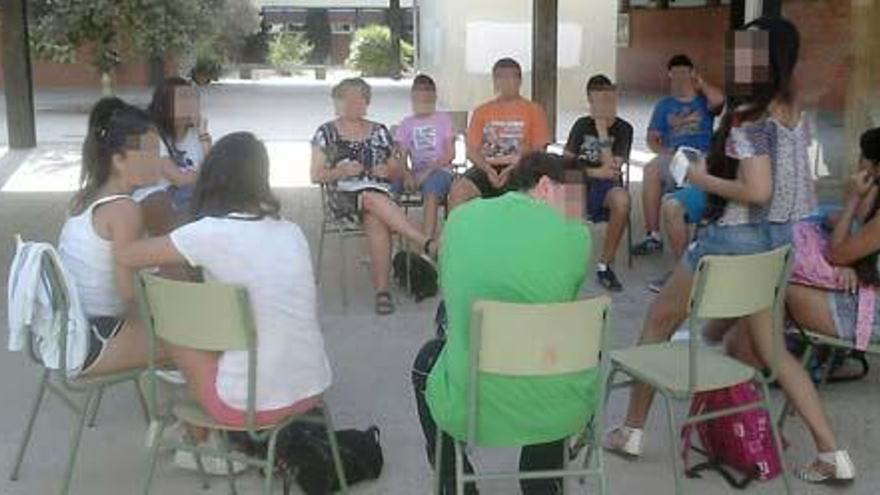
597, 266, 623, 292
631, 238, 663, 256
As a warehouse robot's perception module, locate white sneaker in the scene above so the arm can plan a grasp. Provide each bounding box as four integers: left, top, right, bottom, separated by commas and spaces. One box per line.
173, 432, 249, 476
156, 369, 187, 385
603, 426, 644, 458
797, 450, 856, 484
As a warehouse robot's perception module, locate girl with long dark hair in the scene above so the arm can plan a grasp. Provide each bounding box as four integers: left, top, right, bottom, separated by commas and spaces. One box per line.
60, 102, 166, 376
606, 17, 855, 484
117, 133, 331, 473
783, 128, 880, 358
135, 77, 211, 234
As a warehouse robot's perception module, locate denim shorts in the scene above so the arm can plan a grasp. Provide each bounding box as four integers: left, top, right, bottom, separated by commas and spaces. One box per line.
391, 168, 454, 198
828, 291, 880, 345
419, 168, 454, 197
683, 221, 793, 272
665, 185, 707, 224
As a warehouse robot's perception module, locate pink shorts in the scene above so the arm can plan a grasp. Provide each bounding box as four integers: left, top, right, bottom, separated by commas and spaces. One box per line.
196, 360, 321, 427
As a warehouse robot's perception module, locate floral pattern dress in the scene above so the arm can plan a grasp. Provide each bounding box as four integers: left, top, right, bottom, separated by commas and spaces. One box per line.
312, 120, 394, 221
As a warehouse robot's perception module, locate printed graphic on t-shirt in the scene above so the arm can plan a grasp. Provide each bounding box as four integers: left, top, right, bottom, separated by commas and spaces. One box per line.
481, 120, 525, 160
667, 107, 704, 141
412, 125, 438, 154
578, 135, 615, 165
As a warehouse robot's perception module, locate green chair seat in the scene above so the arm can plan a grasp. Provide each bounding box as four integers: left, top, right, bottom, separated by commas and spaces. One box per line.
172, 402, 255, 433
609, 342, 756, 397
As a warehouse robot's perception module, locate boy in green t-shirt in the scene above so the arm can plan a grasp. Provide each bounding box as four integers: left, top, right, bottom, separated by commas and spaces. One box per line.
412, 152, 595, 494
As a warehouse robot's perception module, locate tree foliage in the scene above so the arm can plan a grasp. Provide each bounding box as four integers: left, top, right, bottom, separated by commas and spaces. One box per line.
305, 8, 331, 65
268, 32, 314, 70
27, 0, 258, 74
346, 25, 413, 77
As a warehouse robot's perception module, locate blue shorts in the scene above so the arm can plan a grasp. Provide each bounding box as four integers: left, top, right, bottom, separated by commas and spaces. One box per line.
683, 222, 793, 272
585, 179, 623, 222
391, 168, 454, 198
828, 291, 880, 344
419, 168, 454, 197
666, 185, 707, 224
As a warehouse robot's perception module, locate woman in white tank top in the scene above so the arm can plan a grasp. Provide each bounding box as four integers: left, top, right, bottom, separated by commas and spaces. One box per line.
58, 101, 166, 375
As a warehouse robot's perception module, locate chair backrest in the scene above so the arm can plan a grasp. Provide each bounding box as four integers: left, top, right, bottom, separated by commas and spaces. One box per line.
471, 298, 609, 376
12, 235, 71, 369
689, 246, 792, 320
137, 272, 253, 352
685, 245, 793, 389
448, 110, 469, 137
466, 297, 611, 445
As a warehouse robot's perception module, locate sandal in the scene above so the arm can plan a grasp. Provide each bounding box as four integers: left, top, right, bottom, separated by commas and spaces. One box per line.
795, 451, 855, 485
375, 291, 395, 316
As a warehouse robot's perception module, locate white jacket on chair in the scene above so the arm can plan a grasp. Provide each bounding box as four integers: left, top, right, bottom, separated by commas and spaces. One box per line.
7, 236, 89, 376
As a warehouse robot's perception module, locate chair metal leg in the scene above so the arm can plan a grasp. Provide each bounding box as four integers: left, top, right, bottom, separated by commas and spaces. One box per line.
626, 210, 634, 269
87, 387, 104, 428
434, 427, 443, 495
315, 223, 326, 285
264, 428, 281, 495
761, 381, 793, 494
134, 377, 150, 424
662, 394, 684, 495
217, 431, 238, 495
321, 405, 349, 493
339, 233, 349, 312
184, 428, 211, 490
9, 370, 49, 481
142, 420, 166, 495
60, 390, 96, 495
454, 442, 465, 495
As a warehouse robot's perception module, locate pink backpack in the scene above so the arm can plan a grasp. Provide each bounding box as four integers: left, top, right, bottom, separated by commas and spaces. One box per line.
681, 382, 782, 489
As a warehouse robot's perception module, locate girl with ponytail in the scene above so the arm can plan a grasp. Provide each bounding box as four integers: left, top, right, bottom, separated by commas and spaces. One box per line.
60, 102, 167, 376
607, 17, 856, 485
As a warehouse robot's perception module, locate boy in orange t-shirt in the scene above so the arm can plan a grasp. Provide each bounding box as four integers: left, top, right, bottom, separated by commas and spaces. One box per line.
448, 58, 551, 209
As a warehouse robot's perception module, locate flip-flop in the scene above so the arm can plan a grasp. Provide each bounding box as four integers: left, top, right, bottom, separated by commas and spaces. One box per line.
375, 291, 395, 316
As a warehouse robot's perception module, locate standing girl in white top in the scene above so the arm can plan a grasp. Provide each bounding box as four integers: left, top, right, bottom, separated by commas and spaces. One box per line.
118, 132, 332, 428
58, 103, 165, 376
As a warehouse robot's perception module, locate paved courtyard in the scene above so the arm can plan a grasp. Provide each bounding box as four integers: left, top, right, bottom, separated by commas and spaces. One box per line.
0, 79, 876, 494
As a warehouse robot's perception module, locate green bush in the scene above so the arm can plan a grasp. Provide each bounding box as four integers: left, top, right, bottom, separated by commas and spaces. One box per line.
269, 31, 314, 70
190, 52, 223, 85
346, 25, 413, 77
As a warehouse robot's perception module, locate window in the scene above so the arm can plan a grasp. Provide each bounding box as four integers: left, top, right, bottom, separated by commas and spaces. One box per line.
331, 22, 353, 34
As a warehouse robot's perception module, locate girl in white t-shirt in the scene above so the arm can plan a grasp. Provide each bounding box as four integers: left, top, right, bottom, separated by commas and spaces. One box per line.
136, 77, 212, 235
59, 101, 166, 376
118, 132, 331, 429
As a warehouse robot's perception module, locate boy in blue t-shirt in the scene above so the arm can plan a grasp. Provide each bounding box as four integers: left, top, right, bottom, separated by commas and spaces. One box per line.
633, 55, 724, 288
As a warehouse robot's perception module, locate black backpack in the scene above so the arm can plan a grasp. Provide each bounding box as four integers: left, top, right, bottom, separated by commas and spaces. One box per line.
232, 423, 383, 495
392, 250, 438, 302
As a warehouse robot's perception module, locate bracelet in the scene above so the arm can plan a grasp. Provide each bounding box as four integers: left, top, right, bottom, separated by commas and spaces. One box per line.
199, 133, 211, 141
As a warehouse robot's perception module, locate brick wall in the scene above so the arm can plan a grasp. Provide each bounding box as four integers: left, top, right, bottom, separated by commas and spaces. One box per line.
616, 1, 852, 111
616, 7, 728, 96
0, 10, 170, 89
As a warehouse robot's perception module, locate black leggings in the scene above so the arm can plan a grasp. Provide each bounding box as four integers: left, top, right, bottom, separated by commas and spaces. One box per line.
411, 338, 565, 494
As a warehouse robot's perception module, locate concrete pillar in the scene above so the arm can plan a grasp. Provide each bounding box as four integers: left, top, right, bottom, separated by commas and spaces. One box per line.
2, 0, 36, 149
389, 0, 402, 79
532, 0, 558, 141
